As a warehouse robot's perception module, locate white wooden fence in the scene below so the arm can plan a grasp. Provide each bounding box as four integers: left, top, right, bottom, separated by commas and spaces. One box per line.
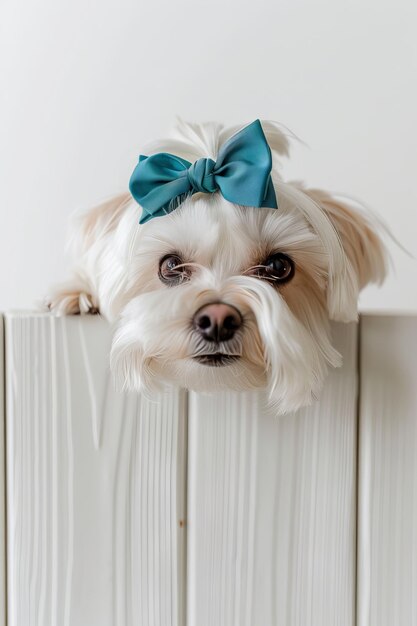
0, 312, 416, 625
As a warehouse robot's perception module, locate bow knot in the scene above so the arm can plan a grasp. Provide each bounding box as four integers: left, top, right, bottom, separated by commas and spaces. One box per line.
187, 158, 218, 194
130, 119, 278, 224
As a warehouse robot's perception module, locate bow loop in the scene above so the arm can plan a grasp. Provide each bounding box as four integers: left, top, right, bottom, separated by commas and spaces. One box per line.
130, 119, 278, 224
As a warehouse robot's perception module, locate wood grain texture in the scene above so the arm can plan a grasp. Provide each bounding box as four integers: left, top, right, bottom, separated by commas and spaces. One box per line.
187, 322, 358, 626
5, 313, 187, 626
0, 316, 6, 626
358, 315, 417, 626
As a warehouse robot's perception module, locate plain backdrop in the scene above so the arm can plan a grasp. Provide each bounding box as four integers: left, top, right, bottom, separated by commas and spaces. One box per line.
1, 0, 416, 313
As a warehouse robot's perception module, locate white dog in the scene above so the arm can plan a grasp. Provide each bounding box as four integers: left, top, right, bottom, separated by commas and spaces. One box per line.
47, 119, 387, 412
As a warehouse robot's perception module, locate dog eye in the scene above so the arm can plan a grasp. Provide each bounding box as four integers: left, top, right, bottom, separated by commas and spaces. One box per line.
255, 253, 294, 283
159, 254, 190, 285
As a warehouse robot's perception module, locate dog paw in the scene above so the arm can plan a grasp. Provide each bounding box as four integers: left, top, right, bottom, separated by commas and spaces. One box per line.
45, 286, 99, 316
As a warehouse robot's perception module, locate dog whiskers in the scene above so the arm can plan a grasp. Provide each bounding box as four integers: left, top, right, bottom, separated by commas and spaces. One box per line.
242, 267, 277, 283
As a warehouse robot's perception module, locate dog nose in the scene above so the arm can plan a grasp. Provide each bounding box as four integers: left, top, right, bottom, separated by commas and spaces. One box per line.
193, 303, 242, 342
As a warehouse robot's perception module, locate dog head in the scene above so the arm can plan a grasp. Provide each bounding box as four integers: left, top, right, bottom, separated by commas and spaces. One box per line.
110, 120, 387, 412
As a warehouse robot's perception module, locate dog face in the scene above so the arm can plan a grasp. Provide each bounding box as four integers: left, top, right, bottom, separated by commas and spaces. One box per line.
84, 119, 388, 413
110, 175, 387, 413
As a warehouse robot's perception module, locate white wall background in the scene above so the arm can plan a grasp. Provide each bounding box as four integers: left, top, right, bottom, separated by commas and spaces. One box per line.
1, 0, 416, 313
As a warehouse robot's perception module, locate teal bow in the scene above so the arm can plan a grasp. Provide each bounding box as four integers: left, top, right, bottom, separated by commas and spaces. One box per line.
129, 119, 278, 224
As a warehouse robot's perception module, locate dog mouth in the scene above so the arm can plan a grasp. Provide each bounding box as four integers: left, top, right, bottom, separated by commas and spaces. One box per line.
192, 353, 241, 367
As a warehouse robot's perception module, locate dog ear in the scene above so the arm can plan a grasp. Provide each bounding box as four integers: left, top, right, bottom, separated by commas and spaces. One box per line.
300, 187, 388, 322
46, 193, 132, 317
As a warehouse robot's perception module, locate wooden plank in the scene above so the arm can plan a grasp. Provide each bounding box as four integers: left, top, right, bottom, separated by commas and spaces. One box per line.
4, 313, 187, 626
0, 316, 6, 626
358, 315, 417, 626
187, 322, 358, 626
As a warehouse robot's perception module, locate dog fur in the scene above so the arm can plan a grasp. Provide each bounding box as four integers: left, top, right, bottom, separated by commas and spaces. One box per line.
47, 120, 387, 412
